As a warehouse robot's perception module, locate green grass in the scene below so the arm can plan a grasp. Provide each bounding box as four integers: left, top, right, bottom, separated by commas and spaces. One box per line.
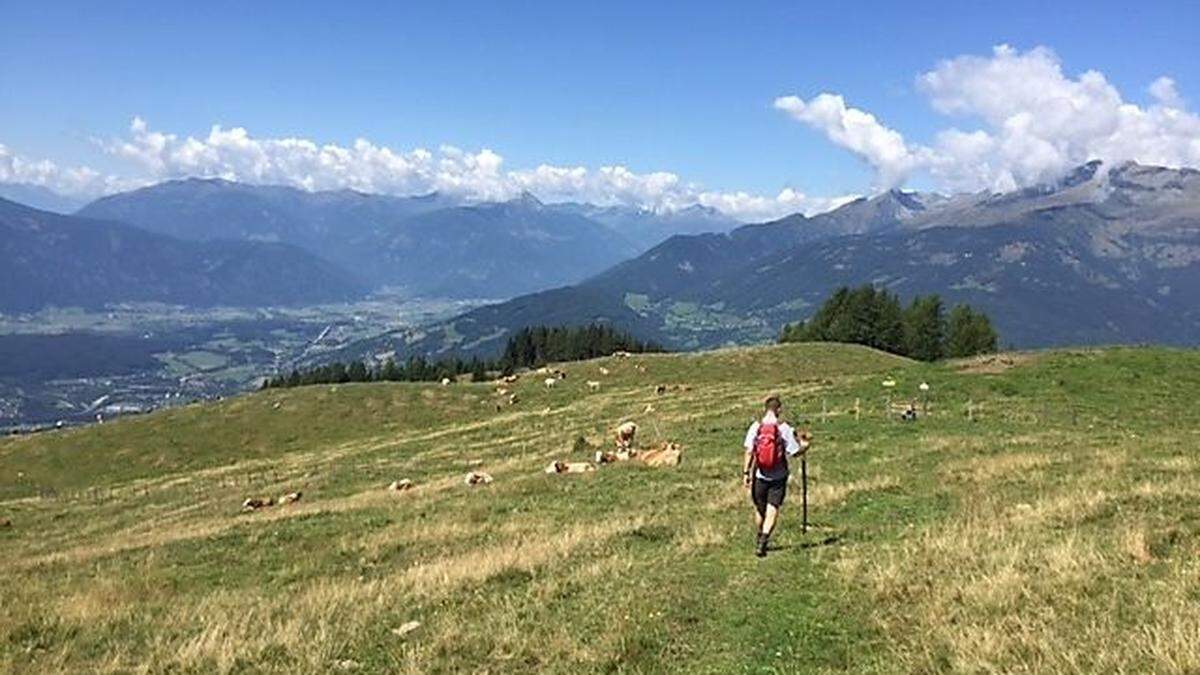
2, 343, 1200, 673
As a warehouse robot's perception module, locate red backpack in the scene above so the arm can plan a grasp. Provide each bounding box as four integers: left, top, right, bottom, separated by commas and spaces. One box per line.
753, 421, 784, 471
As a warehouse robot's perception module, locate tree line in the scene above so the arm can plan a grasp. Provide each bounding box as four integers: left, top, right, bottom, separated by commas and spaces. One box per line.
779, 285, 998, 361
262, 323, 662, 388
499, 324, 662, 368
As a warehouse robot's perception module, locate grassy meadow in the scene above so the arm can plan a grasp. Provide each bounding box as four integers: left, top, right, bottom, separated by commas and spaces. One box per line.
2, 342, 1199, 673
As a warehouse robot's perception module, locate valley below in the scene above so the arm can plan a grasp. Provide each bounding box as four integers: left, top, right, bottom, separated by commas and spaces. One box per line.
0, 296, 486, 431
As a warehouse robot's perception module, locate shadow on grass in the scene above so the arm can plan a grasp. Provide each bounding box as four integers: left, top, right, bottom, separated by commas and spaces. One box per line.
770, 532, 843, 551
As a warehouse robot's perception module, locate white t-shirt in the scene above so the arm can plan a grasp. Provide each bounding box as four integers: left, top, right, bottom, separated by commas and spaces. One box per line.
743, 413, 806, 481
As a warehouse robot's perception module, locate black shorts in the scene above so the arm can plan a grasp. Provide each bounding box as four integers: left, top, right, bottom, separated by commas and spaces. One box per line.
751, 476, 787, 515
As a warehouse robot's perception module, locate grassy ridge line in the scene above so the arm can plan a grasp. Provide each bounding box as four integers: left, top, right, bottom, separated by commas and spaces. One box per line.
3, 344, 1200, 672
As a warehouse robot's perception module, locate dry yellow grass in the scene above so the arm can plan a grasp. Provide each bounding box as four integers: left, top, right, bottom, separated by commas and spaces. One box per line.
950, 351, 1041, 374
835, 444, 1200, 673
810, 475, 899, 507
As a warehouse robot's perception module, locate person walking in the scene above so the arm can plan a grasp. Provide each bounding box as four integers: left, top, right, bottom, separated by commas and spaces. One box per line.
742, 395, 809, 557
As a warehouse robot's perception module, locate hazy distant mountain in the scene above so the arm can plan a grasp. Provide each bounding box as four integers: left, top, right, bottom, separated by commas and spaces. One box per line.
371, 193, 640, 298
0, 182, 87, 214
0, 198, 364, 312
79, 180, 642, 299
549, 202, 740, 250
78, 177, 456, 263
380, 161, 1200, 356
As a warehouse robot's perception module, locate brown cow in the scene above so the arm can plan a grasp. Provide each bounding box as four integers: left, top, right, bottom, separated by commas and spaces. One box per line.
639, 441, 683, 468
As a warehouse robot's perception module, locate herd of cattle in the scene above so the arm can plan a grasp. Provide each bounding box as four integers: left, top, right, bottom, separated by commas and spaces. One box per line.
237, 354, 682, 513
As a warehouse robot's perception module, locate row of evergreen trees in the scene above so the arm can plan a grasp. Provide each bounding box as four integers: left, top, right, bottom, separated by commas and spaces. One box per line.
263, 354, 493, 388
779, 285, 998, 361
499, 324, 662, 368
262, 324, 662, 389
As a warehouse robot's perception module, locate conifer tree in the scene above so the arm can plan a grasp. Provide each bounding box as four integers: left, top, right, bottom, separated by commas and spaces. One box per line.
945, 304, 999, 358
347, 360, 369, 383
903, 295, 945, 362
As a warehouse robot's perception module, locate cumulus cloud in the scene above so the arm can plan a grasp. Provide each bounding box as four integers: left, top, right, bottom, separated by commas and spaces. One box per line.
81, 117, 832, 220
1149, 76, 1183, 108
0, 143, 137, 197
106, 117, 516, 200
505, 162, 853, 218
777, 44, 1200, 193
4, 117, 851, 221
773, 93, 921, 189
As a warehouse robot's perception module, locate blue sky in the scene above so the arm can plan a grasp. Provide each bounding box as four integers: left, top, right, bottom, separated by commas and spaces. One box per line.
1, 1, 1198, 218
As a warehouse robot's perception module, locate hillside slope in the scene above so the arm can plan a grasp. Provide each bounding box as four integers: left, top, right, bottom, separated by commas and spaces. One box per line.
0, 198, 365, 311
3, 343, 1199, 672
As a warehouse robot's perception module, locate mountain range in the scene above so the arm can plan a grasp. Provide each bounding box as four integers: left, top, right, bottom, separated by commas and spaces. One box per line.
0, 198, 364, 311
360, 161, 1200, 357
7, 161, 1200, 352
548, 202, 739, 251
0, 182, 88, 214
77, 179, 736, 300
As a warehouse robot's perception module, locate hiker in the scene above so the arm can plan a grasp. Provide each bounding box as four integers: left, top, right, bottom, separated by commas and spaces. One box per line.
742, 395, 809, 557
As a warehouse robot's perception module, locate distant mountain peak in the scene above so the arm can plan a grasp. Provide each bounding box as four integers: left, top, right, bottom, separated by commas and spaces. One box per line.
1057, 159, 1105, 188
881, 188, 929, 212
673, 203, 722, 217
510, 191, 544, 208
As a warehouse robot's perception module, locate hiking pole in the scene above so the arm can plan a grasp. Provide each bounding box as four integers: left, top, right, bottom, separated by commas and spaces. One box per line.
801, 456, 809, 533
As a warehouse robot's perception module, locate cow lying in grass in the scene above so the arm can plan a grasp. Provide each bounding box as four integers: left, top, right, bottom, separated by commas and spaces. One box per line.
242, 492, 301, 512
544, 460, 595, 474
639, 441, 683, 467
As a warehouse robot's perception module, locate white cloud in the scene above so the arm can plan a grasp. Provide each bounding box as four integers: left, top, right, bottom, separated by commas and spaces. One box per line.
0, 116, 839, 221
107, 117, 517, 199
0, 143, 137, 197
88, 117, 845, 220
777, 44, 1200, 193
773, 93, 921, 189
1149, 76, 1183, 108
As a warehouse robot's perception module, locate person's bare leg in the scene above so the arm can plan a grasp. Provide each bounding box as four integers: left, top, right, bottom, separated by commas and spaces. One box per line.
754, 509, 764, 532
762, 504, 780, 536
755, 504, 780, 557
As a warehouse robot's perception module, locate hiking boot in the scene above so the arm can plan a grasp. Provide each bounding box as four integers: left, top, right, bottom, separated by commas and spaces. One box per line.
755, 533, 769, 557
